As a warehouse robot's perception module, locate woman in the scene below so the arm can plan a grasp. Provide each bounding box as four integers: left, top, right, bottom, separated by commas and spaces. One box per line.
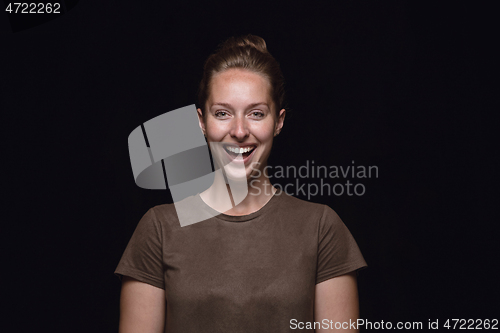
115, 34, 367, 332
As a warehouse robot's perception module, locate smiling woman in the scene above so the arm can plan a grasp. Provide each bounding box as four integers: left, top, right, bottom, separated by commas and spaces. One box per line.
114, 34, 367, 333
196, 67, 285, 213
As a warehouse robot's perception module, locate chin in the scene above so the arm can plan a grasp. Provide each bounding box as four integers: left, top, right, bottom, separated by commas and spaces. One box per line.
222, 165, 248, 181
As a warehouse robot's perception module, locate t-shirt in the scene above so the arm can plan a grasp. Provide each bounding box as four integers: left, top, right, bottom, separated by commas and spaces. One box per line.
114, 191, 367, 332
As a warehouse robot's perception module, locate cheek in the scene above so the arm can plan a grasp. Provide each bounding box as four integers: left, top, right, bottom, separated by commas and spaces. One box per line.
253, 123, 276, 142
205, 121, 226, 140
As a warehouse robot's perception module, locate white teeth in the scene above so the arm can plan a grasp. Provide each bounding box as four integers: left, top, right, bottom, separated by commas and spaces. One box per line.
226, 146, 254, 154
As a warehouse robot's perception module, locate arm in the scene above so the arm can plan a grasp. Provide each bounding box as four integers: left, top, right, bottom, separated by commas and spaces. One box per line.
119, 276, 166, 333
314, 272, 359, 332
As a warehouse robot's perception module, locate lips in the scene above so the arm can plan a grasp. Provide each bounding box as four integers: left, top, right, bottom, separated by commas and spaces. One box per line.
224, 145, 256, 155
222, 144, 257, 163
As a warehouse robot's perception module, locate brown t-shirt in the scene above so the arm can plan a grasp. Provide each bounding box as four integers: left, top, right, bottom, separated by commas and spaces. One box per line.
114, 191, 367, 332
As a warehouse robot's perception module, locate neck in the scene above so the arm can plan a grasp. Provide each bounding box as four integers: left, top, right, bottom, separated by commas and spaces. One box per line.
200, 165, 276, 216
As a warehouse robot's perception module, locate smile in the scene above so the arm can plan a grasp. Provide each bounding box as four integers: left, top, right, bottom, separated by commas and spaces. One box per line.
223, 145, 257, 162
224, 146, 256, 154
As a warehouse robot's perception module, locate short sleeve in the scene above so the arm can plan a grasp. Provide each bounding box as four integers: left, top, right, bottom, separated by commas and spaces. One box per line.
316, 205, 367, 284
114, 208, 165, 289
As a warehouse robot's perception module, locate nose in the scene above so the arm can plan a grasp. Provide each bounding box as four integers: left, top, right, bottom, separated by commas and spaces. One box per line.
229, 116, 250, 140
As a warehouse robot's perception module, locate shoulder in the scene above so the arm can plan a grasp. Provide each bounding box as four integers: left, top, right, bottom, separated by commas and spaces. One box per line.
150, 202, 177, 217
146, 202, 178, 230
275, 192, 334, 225
148, 194, 206, 229
276, 191, 324, 210
279, 193, 346, 230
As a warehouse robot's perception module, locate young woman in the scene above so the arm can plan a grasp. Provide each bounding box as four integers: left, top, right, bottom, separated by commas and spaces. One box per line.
115, 34, 367, 332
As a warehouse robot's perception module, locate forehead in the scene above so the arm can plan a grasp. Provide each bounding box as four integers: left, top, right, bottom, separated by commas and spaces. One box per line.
208, 69, 272, 106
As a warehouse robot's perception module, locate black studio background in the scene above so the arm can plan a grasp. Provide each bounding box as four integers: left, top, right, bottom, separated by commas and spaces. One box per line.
2, 1, 497, 332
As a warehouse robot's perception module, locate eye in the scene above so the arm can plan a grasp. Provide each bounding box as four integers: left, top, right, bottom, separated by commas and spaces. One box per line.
250, 111, 265, 118
215, 110, 229, 118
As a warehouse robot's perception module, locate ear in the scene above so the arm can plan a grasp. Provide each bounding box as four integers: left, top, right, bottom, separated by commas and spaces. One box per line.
274, 108, 286, 137
197, 108, 206, 136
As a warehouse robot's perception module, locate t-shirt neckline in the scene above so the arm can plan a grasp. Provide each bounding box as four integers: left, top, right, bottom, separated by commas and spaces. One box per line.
196, 191, 282, 222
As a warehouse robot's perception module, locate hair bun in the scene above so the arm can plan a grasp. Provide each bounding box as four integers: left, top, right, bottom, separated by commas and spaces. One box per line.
218, 34, 268, 54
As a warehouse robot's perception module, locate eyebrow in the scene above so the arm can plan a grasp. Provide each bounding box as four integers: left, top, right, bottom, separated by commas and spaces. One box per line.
211, 102, 269, 109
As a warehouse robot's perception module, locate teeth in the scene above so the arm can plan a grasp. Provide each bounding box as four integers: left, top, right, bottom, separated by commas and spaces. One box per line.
226, 146, 254, 154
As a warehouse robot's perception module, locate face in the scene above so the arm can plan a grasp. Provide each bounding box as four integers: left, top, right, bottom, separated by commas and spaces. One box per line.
197, 68, 285, 181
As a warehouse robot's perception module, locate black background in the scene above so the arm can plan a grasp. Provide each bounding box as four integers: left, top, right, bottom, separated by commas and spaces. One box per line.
2, 1, 497, 331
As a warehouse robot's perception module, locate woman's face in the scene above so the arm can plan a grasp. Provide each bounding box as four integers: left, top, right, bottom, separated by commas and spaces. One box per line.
197, 68, 285, 181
